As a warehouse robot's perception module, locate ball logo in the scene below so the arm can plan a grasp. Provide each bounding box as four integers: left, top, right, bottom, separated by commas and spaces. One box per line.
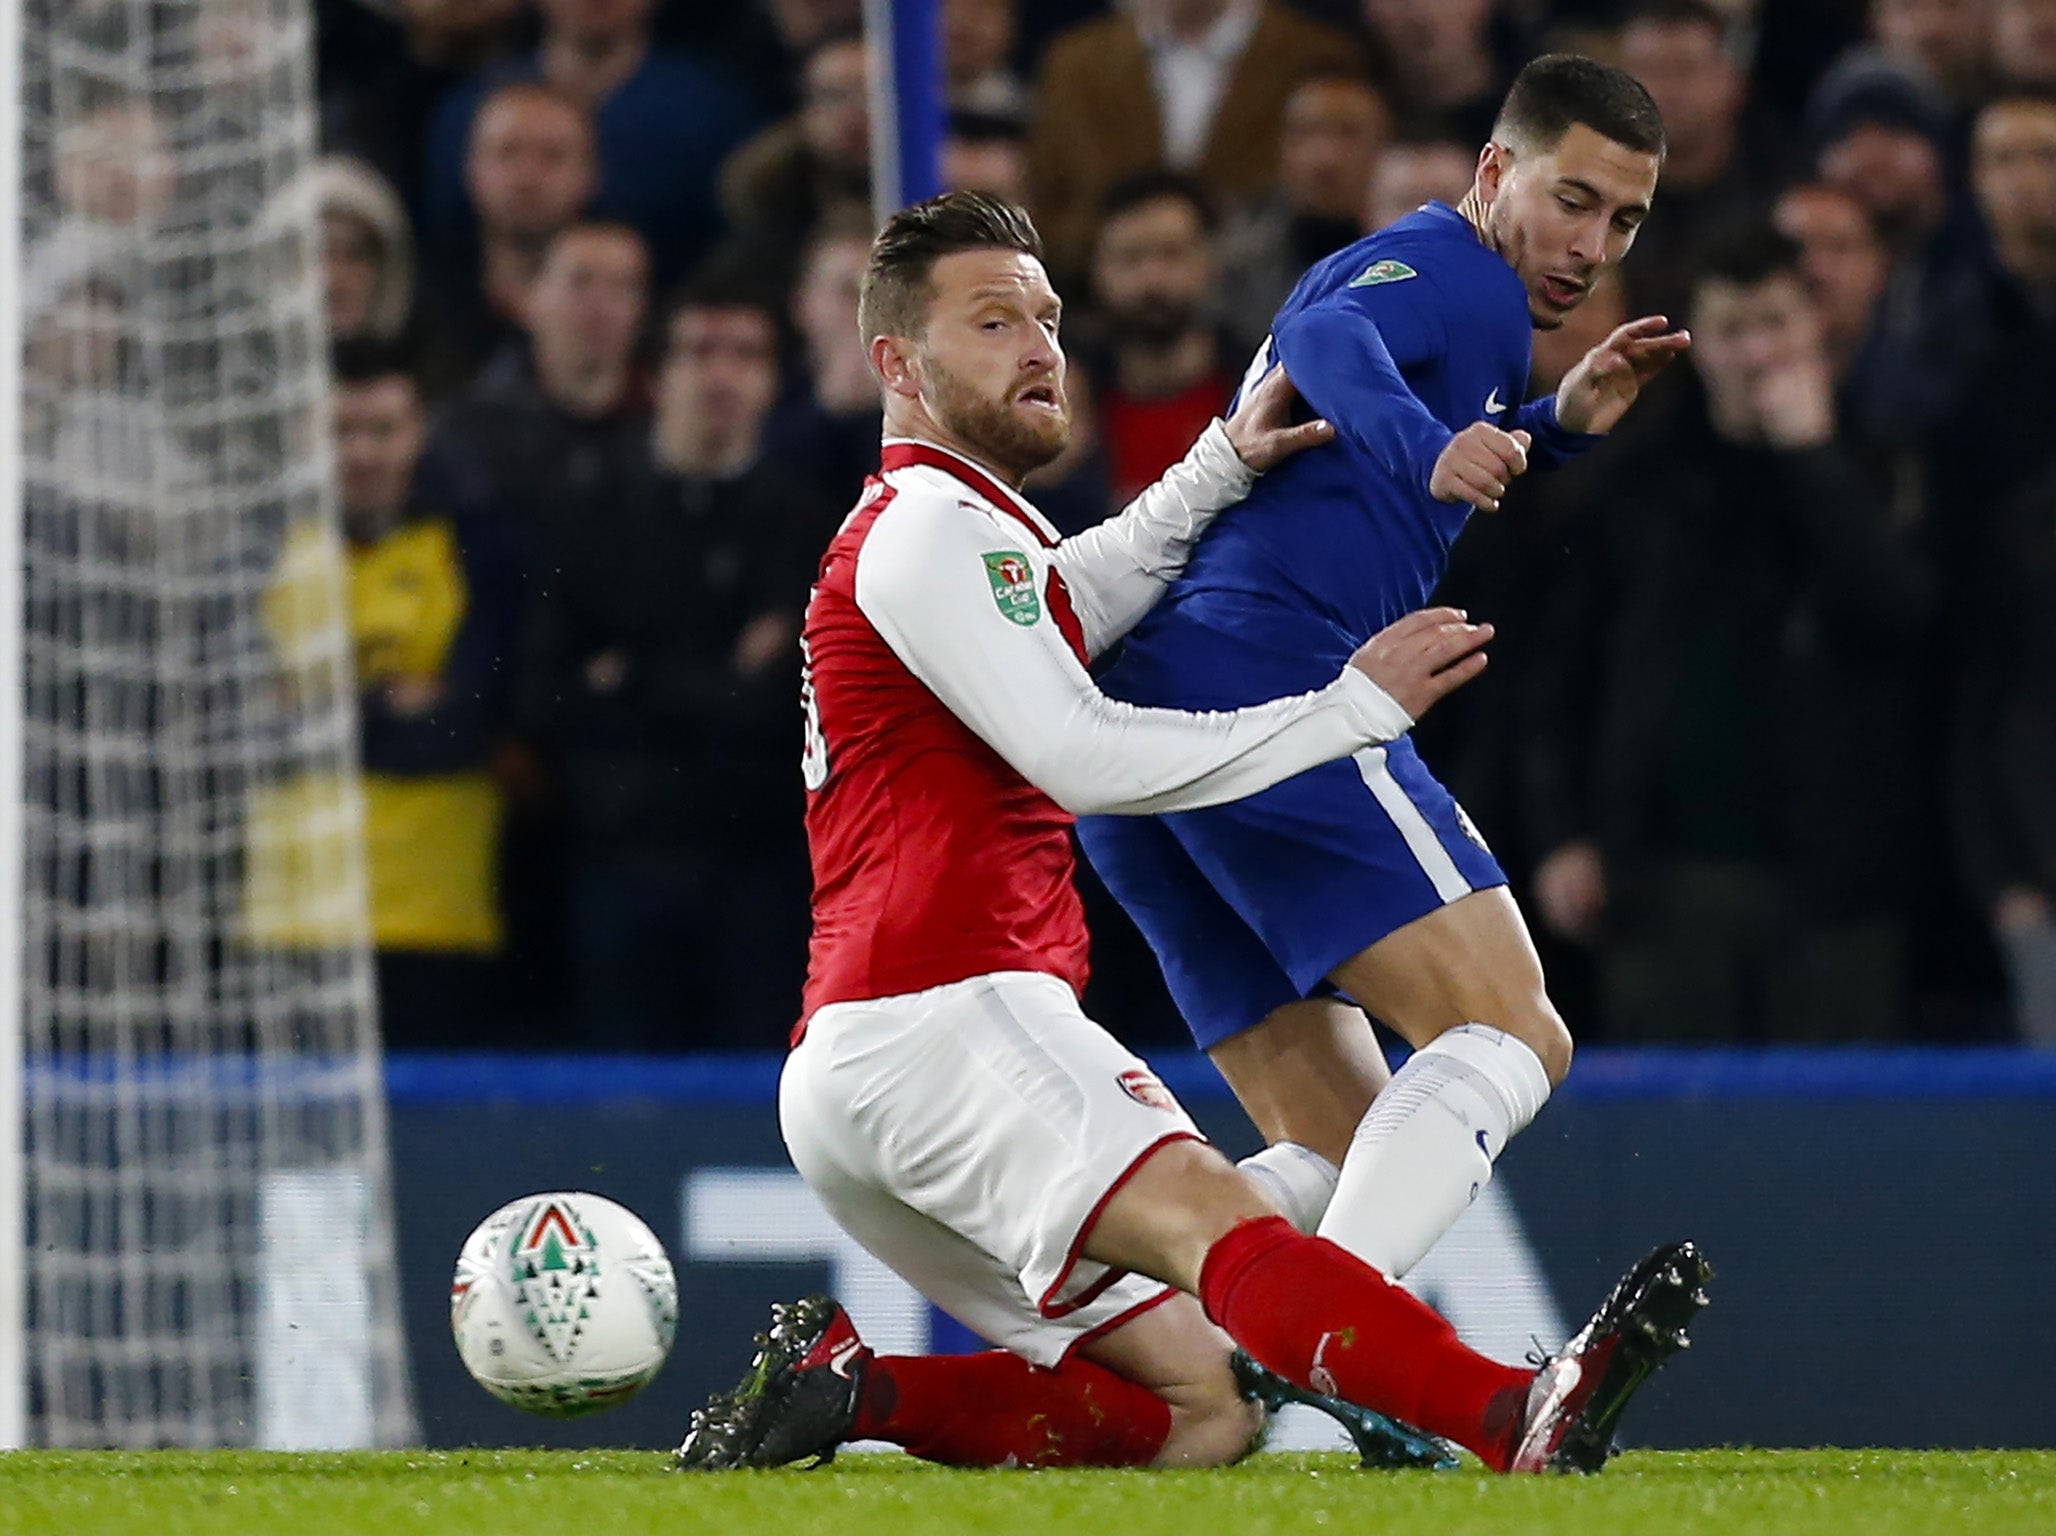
510, 1198, 602, 1364
1117, 1068, 1176, 1111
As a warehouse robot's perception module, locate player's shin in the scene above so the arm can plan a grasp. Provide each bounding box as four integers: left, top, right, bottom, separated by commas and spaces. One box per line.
1314, 1023, 1551, 1277
1197, 1215, 1530, 1470
856, 1352, 1174, 1468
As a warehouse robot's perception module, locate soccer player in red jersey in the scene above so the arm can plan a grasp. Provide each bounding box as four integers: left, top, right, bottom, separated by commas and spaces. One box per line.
677, 192, 1705, 1477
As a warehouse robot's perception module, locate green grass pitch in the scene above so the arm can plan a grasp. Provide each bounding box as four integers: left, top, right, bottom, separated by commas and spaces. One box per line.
3, 1449, 2052, 1536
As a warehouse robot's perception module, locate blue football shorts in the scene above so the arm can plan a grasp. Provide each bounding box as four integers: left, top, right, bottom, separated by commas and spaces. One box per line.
1076, 733, 1507, 1050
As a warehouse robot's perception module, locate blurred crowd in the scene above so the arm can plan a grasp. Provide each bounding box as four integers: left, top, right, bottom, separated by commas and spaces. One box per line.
269, 0, 2056, 1051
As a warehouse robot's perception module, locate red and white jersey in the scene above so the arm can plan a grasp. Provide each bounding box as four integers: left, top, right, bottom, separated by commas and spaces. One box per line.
796, 425, 1414, 1033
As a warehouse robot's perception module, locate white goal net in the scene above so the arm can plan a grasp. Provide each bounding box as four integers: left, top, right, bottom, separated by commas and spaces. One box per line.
15, 0, 414, 1446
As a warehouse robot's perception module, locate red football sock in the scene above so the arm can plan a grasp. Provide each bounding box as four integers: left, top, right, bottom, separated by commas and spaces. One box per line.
852, 1350, 1172, 1468
1198, 1215, 1530, 1470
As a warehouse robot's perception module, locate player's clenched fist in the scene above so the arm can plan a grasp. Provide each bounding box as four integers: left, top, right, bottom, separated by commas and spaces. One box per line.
1429, 423, 1532, 512
1348, 607, 1493, 720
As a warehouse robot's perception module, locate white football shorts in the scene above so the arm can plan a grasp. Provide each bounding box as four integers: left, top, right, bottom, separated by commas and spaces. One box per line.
780, 969, 1200, 1367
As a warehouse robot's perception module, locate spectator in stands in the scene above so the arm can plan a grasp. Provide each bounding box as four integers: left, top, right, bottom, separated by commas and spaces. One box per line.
429, 216, 650, 1036
1215, 70, 1390, 359
1771, 183, 1910, 504
424, 0, 760, 289
945, 0, 1026, 119
435, 221, 651, 533
1359, 0, 1513, 145
1029, 0, 1364, 281
1770, 179, 1941, 527
1735, 0, 1870, 127
1938, 0, 2056, 1053
1523, 223, 1932, 1043
761, 211, 883, 509
1952, 464, 2056, 1045
317, 0, 527, 213
1616, 0, 1784, 321
1970, 87, 2056, 298
319, 343, 520, 1046
1774, 182, 1891, 394
669, 0, 863, 117
314, 156, 415, 346
53, 97, 177, 229
1083, 173, 1237, 507
521, 273, 830, 1049
420, 83, 596, 393
1929, 90, 2056, 589
1812, 56, 1966, 267
1808, 54, 1988, 441
1993, 0, 2056, 89
1867, 0, 1994, 113
1365, 136, 1474, 230
22, 260, 178, 519
942, 109, 1031, 204
719, 29, 872, 279
27, 96, 183, 489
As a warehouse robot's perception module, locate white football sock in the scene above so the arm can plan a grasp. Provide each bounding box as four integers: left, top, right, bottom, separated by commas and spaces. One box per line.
1235, 1141, 1340, 1234
1315, 1023, 1551, 1278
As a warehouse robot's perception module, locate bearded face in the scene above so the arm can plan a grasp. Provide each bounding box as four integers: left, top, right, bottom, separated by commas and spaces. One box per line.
1092, 194, 1215, 351
873, 246, 1076, 482
923, 349, 1072, 479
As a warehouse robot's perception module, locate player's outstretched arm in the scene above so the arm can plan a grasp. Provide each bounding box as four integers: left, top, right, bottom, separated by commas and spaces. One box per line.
855, 495, 1489, 817
1552, 315, 1692, 436
1050, 365, 1334, 658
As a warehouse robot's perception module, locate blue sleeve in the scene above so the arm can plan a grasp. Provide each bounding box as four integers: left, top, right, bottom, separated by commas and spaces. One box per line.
1270, 281, 1455, 501
1512, 394, 1606, 468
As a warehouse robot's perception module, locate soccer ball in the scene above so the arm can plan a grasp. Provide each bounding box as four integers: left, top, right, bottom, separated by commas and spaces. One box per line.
451, 1191, 679, 1417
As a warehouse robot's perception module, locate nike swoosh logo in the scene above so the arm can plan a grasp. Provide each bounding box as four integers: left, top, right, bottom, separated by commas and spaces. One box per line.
1476, 1128, 1492, 1157
1484, 388, 1505, 416
827, 1338, 862, 1380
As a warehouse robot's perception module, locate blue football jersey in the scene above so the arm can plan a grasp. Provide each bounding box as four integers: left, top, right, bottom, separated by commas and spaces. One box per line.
1103, 201, 1595, 712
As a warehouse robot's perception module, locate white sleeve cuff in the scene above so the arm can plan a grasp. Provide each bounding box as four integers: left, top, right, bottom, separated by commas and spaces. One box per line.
1333, 665, 1415, 744
1190, 417, 1259, 500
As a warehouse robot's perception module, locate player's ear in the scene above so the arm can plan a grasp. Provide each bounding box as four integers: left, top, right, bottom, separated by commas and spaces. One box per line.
1475, 141, 1510, 204
871, 334, 922, 401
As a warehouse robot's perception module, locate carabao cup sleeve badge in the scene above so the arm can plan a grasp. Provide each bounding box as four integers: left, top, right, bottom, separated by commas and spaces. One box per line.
983, 550, 1042, 625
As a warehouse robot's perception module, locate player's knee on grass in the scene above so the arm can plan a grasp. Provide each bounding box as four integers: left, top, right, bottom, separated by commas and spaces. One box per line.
1155, 1378, 1266, 1468
1077, 1289, 1263, 1468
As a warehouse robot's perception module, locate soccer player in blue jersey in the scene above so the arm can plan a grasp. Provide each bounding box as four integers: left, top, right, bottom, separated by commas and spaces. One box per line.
1078, 56, 1691, 1281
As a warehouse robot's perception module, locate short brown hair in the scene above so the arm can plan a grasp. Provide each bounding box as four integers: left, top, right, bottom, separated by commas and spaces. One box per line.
858, 191, 1044, 345
1494, 54, 1667, 160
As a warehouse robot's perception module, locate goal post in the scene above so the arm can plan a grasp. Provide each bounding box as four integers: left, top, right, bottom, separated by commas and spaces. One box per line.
11, 0, 414, 1447
864, 0, 943, 226
1, 0, 26, 1456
